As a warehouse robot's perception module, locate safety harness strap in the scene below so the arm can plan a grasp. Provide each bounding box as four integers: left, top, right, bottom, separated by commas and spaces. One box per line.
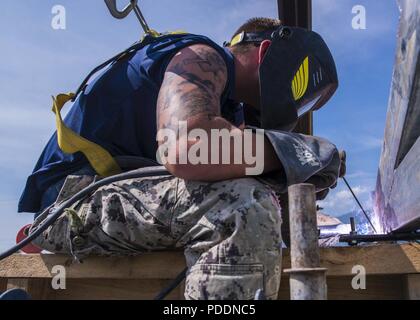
52, 31, 188, 177
52, 93, 122, 177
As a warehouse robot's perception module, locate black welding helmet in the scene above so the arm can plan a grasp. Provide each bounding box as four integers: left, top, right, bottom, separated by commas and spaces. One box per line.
226, 26, 338, 131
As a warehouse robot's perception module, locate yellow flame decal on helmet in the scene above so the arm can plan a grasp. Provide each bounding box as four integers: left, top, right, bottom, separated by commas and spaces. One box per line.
292, 56, 309, 101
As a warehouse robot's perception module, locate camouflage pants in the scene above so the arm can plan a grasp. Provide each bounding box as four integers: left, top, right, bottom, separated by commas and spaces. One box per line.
33, 174, 283, 300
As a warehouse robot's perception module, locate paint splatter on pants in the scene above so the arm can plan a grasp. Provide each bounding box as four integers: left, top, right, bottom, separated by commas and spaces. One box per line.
32, 174, 283, 300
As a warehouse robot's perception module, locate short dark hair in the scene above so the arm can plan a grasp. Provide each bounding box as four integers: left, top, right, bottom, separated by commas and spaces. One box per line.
230, 17, 282, 53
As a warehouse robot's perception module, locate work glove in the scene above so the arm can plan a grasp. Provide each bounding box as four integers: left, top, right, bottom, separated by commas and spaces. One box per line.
263, 130, 341, 195
308, 150, 347, 200
339, 150, 347, 177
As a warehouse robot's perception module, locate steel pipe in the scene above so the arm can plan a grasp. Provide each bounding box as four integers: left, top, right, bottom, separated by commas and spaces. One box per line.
284, 183, 327, 300
340, 232, 420, 245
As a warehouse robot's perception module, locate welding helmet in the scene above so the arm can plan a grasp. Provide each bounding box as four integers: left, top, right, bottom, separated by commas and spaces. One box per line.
225, 26, 338, 131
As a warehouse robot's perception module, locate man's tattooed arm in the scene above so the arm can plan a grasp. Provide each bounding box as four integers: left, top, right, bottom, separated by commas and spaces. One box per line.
157, 44, 228, 133
156, 44, 282, 180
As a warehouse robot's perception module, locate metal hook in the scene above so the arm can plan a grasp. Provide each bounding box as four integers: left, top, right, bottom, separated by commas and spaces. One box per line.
104, 0, 137, 19
104, 0, 152, 34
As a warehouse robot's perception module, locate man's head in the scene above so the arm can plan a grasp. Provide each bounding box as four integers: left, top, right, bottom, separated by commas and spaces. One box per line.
229, 17, 282, 55
226, 18, 282, 109
226, 17, 338, 131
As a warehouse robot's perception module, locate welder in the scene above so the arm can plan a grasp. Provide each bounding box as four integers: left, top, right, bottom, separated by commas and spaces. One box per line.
18, 17, 343, 300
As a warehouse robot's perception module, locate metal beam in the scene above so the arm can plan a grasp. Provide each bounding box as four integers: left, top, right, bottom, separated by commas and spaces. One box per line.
277, 0, 313, 135
278, 0, 312, 30
276, 0, 313, 250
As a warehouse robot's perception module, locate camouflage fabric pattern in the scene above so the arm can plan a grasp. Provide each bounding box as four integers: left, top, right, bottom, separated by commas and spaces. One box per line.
32, 174, 283, 300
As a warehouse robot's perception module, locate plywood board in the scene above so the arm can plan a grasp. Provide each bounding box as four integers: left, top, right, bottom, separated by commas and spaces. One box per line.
375, 0, 420, 232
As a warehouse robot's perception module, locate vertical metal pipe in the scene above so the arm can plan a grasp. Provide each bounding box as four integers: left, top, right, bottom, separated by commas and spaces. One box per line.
276, 0, 314, 289
277, 0, 313, 136
278, 0, 312, 30
350, 217, 356, 233
284, 183, 327, 300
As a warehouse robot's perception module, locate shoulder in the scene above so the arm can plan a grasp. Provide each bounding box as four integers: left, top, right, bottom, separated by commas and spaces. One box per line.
169, 43, 227, 70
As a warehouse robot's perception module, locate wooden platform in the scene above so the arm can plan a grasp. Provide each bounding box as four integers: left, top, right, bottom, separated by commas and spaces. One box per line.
1, 244, 420, 300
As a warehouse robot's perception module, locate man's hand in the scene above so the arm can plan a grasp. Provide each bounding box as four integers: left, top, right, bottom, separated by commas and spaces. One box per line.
314, 150, 347, 200
156, 44, 282, 181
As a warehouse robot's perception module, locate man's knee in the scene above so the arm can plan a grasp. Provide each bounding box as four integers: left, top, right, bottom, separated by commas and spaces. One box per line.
184, 178, 283, 300
183, 178, 283, 244
184, 178, 282, 261
223, 178, 282, 229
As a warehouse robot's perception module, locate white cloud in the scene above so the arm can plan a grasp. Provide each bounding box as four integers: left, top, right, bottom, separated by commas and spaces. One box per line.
360, 136, 384, 149
319, 183, 372, 216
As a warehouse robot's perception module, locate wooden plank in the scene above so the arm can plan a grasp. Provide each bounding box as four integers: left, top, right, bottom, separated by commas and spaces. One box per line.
320, 243, 420, 276
52, 279, 182, 300
284, 243, 420, 276
7, 279, 50, 299
4, 278, 183, 300
1, 276, 406, 300
375, 0, 420, 232
388, 138, 420, 231
395, 59, 420, 166
0, 278, 7, 292
0, 251, 186, 279
7, 279, 29, 291
405, 274, 420, 300
4, 276, 403, 300
277, 275, 404, 300
2, 275, 405, 300
1, 244, 420, 280
327, 276, 404, 300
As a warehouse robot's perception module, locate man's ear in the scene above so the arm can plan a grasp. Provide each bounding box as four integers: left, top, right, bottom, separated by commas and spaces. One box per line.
258, 40, 272, 65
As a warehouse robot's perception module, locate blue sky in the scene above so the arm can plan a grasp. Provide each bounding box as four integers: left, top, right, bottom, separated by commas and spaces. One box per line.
0, 0, 399, 250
